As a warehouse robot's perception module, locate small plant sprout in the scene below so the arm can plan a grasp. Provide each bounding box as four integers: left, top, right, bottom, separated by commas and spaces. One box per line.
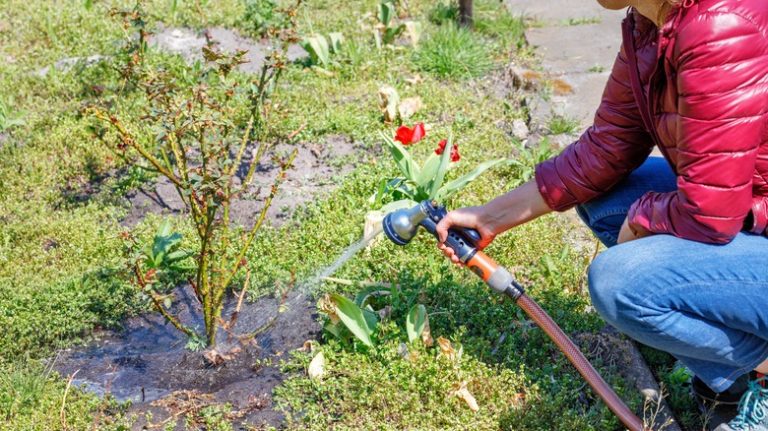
0, 99, 24, 133
373, 123, 508, 213
374, 0, 405, 48
300, 32, 343, 68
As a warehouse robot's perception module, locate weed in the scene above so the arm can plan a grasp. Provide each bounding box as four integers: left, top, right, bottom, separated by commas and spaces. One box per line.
0, 99, 24, 133
428, 1, 459, 25
413, 24, 493, 79
588, 64, 607, 73
562, 16, 602, 26
242, 0, 290, 37
547, 114, 580, 135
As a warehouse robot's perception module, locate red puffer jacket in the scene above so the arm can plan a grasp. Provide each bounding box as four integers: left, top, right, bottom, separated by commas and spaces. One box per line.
534, 0, 768, 244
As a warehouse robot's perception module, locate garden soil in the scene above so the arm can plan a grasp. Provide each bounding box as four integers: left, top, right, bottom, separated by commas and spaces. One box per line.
123, 134, 360, 228
54, 285, 320, 430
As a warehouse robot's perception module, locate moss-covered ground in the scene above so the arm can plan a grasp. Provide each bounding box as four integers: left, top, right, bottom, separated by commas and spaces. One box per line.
0, 0, 694, 429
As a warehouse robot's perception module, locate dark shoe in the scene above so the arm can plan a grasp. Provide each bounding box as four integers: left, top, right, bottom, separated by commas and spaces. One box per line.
692, 374, 752, 408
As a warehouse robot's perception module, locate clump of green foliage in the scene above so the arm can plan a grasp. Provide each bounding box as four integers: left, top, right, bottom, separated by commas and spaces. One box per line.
0, 99, 24, 133
413, 24, 493, 78
242, 0, 288, 37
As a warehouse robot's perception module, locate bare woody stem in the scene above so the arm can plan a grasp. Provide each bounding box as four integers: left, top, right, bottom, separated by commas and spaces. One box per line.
90, 108, 184, 188
133, 266, 198, 339
220, 148, 298, 296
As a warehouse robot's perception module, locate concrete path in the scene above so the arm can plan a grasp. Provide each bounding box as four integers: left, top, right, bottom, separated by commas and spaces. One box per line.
505, 0, 625, 129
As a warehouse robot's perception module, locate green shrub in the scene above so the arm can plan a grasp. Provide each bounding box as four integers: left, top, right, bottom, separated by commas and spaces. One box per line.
428, 1, 459, 25
242, 0, 287, 36
412, 24, 493, 79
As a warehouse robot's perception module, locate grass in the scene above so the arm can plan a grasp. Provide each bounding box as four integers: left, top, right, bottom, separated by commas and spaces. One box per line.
0, 0, 682, 429
412, 24, 494, 79
547, 114, 580, 135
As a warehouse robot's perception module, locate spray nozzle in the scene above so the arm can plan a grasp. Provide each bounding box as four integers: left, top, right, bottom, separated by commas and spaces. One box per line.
382, 201, 482, 262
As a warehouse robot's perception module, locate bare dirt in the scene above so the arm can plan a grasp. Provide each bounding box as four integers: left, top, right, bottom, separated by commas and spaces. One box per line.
122, 134, 361, 228
149, 26, 307, 73
54, 286, 320, 430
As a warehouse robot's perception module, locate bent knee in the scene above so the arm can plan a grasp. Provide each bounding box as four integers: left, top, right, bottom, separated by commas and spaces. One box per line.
587, 245, 652, 327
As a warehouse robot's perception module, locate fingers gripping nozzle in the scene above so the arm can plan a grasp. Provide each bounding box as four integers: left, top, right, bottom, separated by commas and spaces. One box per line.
382, 201, 480, 260
382, 201, 524, 299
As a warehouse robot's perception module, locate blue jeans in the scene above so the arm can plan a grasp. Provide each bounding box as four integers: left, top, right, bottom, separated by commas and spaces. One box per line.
579, 157, 768, 392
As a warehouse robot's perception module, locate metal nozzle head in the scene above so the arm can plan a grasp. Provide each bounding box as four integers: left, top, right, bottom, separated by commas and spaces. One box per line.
382, 203, 428, 246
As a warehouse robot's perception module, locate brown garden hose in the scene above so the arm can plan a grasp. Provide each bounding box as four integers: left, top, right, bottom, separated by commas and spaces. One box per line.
516, 293, 646, 431
382, 201, 649, 430
466, 250, 647, 431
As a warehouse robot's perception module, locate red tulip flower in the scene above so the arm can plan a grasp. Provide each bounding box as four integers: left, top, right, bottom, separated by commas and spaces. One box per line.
394, 123, 426, 145
435, 139, 460, 162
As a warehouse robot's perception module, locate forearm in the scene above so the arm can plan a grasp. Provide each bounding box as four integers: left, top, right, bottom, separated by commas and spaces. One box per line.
482, 180, 552, 235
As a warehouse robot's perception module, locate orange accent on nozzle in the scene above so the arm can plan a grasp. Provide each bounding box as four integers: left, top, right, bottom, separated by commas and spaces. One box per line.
466, 251, 499, 282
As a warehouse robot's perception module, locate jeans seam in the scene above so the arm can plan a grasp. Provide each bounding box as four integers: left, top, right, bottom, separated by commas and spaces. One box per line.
712, 342, 768, 392
633, 280, 768, 391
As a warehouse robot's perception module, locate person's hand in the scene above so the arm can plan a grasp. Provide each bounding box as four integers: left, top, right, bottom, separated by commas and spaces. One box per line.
617, 217, 650, 244
435, 205, 497, 265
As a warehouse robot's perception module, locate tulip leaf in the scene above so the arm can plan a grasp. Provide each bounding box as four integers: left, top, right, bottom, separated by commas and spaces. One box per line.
383, 134, 421, 182
436, 158, 510, 201
406, 304, 428, 343
328, 32, 344, 54
301, 34, 330, 66
417, 154, 440, 187
428, 135, 453, 200
331, 293, 376, 347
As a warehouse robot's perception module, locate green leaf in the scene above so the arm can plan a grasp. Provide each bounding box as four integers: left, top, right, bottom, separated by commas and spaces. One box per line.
324, 321, 342, 339
84, 0, 93, 10
416, 154, 440, 188
406, 304, 428, 343
378, 1, 394, 27
354, 285, 391, 308
382, 133, 421, 182
165, 249, 193, 264
427, 136, 453, 200
379, 199, 417, 214
383, 24, 405, 45
301, 34, 330, 66
436, 158, 509, 201
331, 293, 376, 347
328, 32, 344, 54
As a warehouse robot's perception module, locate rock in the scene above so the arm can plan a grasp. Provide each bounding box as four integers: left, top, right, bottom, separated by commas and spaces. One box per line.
511, 119, 530, 140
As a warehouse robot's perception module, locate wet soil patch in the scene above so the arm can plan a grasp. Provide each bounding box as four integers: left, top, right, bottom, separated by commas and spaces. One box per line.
149, 26, 307, 73
122, 135, 360, 228
54, 287, 320, 430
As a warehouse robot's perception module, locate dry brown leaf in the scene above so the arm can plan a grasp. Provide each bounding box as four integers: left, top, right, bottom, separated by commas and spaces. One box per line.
317, 294, 340, 324
378, 85, 400, 124
405, 74, 423, 85
450, 381, 479, 412
398, 97, 423, 119
552, 78, 574, 95
421, 318, 434, 347
308, 351, 325, 380
299, 340, 315, 353
437, 336, 456, 361
203, 348, 236, 366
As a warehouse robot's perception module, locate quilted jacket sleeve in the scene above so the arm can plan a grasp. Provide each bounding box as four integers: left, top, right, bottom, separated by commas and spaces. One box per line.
627, 11, 768, 244
534, 34, 654, 211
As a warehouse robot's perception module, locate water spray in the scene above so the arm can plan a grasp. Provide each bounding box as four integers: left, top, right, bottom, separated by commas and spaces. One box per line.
383, 200, 647, 431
